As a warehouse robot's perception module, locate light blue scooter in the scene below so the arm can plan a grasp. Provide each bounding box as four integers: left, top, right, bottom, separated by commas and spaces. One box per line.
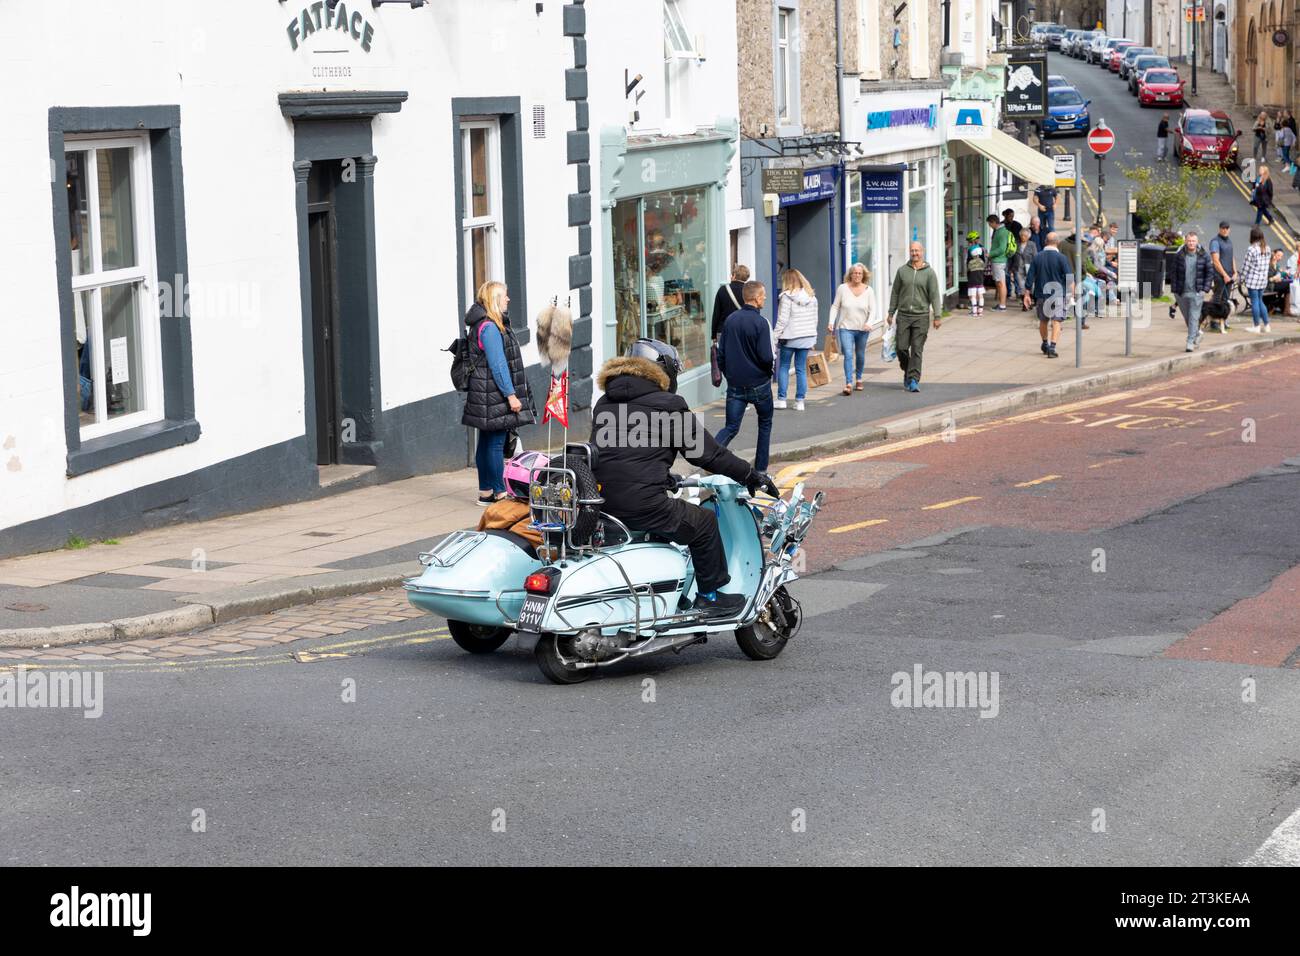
404, 444, 823, 684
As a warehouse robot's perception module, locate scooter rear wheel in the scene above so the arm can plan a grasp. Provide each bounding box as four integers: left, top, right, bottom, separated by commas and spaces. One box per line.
535, 634, 592, 684
448, 620, 511, 654
735, 586, 800, 661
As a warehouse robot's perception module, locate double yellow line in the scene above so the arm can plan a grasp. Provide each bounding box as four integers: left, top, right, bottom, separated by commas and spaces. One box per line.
1224, 169, 1298, 255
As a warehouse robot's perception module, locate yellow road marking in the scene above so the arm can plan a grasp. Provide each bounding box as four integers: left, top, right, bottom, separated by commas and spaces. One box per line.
1085, 413, 1138, 427
1205, 428, 1232, 436
1014, 474, 1061, 487
1225, 170, 1297, 254
921, 496, 982, 510
1088, 458, 1127, 469
829, 518, 889, 534
771, 347, 1297, 489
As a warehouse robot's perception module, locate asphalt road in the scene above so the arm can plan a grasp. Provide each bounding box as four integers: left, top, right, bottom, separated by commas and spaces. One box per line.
4, 348, 1299, 866
1043, 51, 1298, 260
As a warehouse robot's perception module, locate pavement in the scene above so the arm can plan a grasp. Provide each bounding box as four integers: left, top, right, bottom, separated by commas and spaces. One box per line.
6, 349, 1300, 866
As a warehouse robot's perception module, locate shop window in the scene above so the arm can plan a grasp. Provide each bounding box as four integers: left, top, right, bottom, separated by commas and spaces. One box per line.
65, 136, 162, 441
611, 187, 710, 373
908, 0, 930, 79
857, 0, 881, 79
460, 120, 504, 299
50, 106, 198, 477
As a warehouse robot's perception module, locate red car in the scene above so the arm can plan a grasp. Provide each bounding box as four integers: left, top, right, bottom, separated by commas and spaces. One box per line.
1173, 109, 1241, 168
1107, 42, 1136, 72
1137, 68, 1185, 107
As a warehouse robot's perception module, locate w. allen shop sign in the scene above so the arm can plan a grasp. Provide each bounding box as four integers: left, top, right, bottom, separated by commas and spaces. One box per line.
285, 2, 376, 53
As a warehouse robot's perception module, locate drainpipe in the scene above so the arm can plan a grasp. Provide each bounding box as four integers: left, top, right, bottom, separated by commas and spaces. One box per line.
835, 0, 849, 278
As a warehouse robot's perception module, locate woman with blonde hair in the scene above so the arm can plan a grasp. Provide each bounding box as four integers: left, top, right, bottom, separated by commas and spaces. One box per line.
773, 268, 819, 410
461, 280, 535, 505
828, 262, 874, 395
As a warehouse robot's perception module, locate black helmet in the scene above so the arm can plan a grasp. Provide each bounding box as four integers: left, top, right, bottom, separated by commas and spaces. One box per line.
628, 338, 683, 393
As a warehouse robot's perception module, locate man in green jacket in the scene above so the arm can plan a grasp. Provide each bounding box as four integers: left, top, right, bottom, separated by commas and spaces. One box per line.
986, 213, 1011, 311
887, 241, 942, 393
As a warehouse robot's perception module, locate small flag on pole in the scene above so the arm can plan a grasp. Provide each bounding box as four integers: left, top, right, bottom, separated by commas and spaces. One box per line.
542, 371, 569, 426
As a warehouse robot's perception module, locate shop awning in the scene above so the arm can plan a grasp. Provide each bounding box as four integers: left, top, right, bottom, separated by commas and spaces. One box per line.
956, 129, 1056, 185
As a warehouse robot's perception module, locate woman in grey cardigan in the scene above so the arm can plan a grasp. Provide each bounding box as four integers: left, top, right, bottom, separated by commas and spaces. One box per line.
773, 268, 820, 410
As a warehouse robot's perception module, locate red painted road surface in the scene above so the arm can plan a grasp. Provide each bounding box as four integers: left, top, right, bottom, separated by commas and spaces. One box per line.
788, 345, 1300, 664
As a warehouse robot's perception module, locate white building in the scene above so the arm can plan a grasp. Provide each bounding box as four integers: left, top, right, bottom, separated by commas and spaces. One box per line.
0, 0, 740, 557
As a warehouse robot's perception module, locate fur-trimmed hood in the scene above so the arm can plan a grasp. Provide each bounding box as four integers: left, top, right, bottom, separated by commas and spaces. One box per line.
596, 355, 669, 392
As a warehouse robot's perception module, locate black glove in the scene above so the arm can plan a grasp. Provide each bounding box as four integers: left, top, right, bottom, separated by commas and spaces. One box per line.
745, 470, 779, 498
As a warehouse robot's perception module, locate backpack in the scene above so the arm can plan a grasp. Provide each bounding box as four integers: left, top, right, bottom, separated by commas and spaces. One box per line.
1005, 230, 1018, 257
447, 322, 484, 392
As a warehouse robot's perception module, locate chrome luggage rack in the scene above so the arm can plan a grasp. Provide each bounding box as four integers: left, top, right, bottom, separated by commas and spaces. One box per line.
414, 529, 484, 569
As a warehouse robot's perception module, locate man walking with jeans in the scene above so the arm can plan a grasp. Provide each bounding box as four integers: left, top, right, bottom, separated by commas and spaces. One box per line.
714, 280, 775, 470
887, 241, 942, 392
1209, 221, 1237, 333
1167, 231, 1213, 351
1023, 232, 1073, 359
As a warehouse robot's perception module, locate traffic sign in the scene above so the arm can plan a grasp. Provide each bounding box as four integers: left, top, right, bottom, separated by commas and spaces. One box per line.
1054, 153, 1076, 188
1087, 126, 1115, 155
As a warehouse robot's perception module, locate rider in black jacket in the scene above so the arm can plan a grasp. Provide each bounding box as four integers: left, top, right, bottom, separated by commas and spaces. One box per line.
591, 339, 778, 616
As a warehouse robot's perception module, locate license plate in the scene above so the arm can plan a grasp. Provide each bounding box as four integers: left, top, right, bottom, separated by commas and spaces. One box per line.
518, 593, 549, 631
1156, 94, 1168, 100
1058, 122, 1074, 129
1202, 153, 1218, 161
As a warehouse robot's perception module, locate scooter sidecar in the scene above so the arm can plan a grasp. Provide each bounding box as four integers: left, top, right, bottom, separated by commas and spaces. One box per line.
403, 529, 542, 628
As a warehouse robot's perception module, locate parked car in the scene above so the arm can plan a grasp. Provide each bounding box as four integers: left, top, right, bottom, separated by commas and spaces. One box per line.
1107, 41, 1137, 71
1062, 30, 1088, 56
1137, 68, 1186, 107
1039, 86, 1092, 137
1172, 109, 1241, 168
1118, 47, 1155, 80
1047, 73, 1071, 89
1044, 25, 1067, 48
1071, 30, 1101, 57
1095, 37, 1129, 67
1127, 55, 1171, 94
1086, 34, 1111, 63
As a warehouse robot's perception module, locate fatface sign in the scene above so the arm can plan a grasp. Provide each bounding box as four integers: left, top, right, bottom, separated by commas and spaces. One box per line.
286, 2, 376, 52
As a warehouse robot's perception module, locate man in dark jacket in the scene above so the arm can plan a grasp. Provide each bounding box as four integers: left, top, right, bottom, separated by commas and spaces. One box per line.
1023, 231, 1073, 359
714, 280, 775, 470
1167, 230, 1213, 351
710, 264, 751, 339
591, 339, 778, 616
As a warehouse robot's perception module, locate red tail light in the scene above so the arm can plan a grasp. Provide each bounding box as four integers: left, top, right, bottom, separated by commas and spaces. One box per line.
525, 572, 552, 594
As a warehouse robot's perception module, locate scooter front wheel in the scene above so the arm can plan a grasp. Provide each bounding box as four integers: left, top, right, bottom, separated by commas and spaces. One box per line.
535, 634, 592, 684
735, 586, 800, 661
448, 620, 511, 654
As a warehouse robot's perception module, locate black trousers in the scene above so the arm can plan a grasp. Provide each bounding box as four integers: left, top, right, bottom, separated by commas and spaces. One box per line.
614, 495, 730, 594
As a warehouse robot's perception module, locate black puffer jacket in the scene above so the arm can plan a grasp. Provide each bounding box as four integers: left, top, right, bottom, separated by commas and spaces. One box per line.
461, 304, 535, 432
590, 356, 752, 521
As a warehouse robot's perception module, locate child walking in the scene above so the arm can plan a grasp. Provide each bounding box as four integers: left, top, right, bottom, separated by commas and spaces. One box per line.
965, 231, 987, 316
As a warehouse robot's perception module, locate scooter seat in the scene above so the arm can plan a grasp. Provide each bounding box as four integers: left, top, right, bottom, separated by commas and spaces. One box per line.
482, 529, 539, 559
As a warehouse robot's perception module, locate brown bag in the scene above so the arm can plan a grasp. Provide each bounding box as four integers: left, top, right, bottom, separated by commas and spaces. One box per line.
805, 351, 831, 387
822, 332, 840, 362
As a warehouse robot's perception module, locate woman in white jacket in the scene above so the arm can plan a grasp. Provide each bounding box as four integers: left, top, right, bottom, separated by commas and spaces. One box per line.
773, 268, 819, 410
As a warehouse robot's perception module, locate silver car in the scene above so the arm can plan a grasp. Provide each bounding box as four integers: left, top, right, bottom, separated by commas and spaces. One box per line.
1086, 34, 1110, 63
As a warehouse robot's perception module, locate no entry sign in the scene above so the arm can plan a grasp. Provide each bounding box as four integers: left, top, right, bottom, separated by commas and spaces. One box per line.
1087, 127, 1115, 155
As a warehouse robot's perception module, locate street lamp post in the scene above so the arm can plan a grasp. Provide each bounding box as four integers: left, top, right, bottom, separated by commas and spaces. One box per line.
1191, 0, 1198, 95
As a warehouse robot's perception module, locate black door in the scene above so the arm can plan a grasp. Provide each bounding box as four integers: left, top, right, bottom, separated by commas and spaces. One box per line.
307, 165, 341, 465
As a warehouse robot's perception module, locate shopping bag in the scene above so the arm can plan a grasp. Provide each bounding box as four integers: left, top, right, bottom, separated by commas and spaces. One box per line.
709, 341, 723, 386
881, 324, 897, 363
1290, 279, 1300, 317
822, 332, 840, 363
805, 351, 831, 387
